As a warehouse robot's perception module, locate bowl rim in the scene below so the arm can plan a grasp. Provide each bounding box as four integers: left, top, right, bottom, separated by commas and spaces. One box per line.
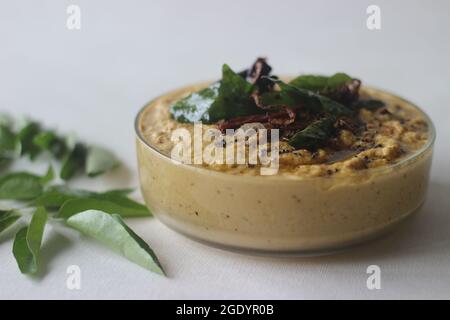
134, 82, 436, 181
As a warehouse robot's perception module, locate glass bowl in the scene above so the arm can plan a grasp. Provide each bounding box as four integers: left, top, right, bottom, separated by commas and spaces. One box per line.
135, 85, 435, 256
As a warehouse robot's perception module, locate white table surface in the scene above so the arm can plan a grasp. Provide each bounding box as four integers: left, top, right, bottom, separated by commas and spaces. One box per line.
1, 0, 449, 299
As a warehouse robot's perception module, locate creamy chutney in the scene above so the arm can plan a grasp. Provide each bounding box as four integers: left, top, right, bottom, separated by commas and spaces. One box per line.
135, 61, 434, 254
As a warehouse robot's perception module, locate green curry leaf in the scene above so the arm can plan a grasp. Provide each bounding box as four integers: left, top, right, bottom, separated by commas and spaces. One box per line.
101, 188, 134, 197
12, 207, 48, 274
18, 121, 42, 160
40, 166, 55, 185
326, 73, 353, 88
60, 143, 87, 180
170, 82, 220, 123
58, 197, 150, 219
33, 131, 68, 159
33, 185, 150, 218
289, 75, 329, 91
171, 64, 265, 123
289, 73, 361, 107
352, 99, 385, 110
0, 167, 54, 200
0, 172, 44, 200
33, 185, 92, 208
205, 64, 263, 122
264, 79, 354, 117
289, 73, 352, 92
0, 210, 21, 235
66, 210, 164, 275
288, 117, 336, 149
85, 146, 119, 177
0, 125, 21, 161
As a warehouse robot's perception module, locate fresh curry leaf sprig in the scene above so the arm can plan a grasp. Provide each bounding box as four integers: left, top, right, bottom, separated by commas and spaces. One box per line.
0, 166, 162, 276
0, 114, 163, 277
0, 115, 119, 180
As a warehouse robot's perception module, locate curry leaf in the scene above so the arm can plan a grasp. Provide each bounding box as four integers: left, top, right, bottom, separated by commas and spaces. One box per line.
170, 60, 274, 123
0, 125, 20, 160
85, 146, 119, 177
315, 94, 355, 117
289, 75, 329, 91
33, 185, 148, 218
257, 90, 306, 112
265, 78, 354, 117
101, 188, 134, 197
289, 73, 352, 92
204, 64, 263, 123
58, 197, 151, 219
18, 121, 42, 159
33, 131, 67, 159
0, 114, 13, 127
40, 166, 55, 185
352, 99, 385, 110
0, 120, 17, 166
170, 82, 220, 123
12, 207, 47, 274
0, 166, 54, 200
33, 185, 149, 218
325, 73, 353, 89
0, 172, 44, 200
278, 80, 354, 117
33, 185, 92, 208
33, 131, 55, 149
0, 210, 21, 234
66, 210, 164, 275
288, 117, 336, 149
290, 73, 361, 106
93, 192, 149, 215
60, 143, 87, 180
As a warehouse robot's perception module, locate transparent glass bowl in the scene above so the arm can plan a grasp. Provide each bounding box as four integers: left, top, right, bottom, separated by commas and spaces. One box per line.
135, 86, 435, 256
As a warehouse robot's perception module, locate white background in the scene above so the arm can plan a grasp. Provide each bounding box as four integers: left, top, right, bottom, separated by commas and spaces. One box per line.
1, 0, 449, 299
